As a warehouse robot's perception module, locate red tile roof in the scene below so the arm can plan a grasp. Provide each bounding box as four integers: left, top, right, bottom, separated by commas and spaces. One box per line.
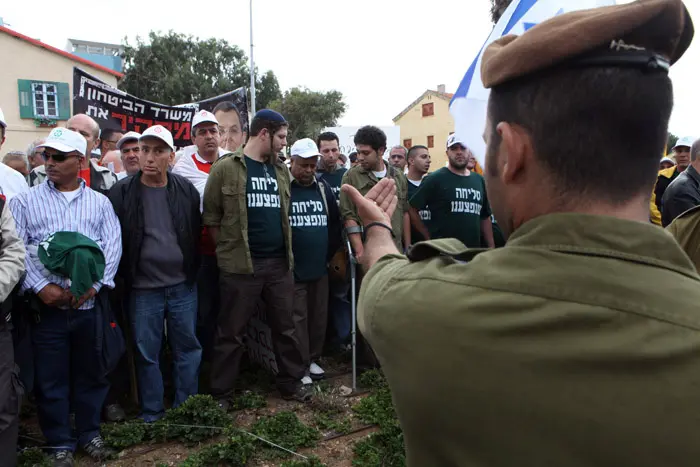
0, 25, 124, 79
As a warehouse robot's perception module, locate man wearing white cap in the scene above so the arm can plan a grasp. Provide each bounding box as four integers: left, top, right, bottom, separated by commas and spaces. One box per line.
108, 125, 202, 424
9, 127, 122, 465
289, 139, 342, 384
172, 110, 228, 363
652, 135, 694, 225
661, 138, 700, 226
408, 134, 495, 248
0, 107, 29, 202
116, 131, 142, 178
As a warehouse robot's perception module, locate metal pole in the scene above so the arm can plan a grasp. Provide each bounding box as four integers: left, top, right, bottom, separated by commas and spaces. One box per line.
249, 0, 256, 114
347, 237, 357, 391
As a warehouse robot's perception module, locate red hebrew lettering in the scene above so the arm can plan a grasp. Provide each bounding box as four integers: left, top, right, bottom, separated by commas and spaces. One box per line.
128, 116, 134, 124
111, 112, 128, 131
174, 122, 191, 140
134, 118, 153, 133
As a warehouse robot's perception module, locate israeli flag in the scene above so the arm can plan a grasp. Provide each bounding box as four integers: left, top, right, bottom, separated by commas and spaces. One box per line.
450, 0, 617, 167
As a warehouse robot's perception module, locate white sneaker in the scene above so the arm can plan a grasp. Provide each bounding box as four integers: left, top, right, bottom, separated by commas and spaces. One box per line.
301, 375, 313, 386
310, 362, 325, 380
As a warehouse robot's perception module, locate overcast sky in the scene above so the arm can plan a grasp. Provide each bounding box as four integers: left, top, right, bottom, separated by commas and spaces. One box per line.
2, 0, 698, 137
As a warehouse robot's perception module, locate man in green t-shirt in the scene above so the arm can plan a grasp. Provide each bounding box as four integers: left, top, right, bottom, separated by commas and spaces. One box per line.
406, 145, 431, 245
409, 135, 494, 248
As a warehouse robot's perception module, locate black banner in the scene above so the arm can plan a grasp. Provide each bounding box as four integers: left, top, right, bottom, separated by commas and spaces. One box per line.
72, 67, 248, 148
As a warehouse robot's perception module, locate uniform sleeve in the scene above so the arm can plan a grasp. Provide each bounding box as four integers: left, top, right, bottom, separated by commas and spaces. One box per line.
400, 176, 409, 213
339, 171, 360, 224
357, 254, 410, 342
409, 173, 433, 209
0, 203, 26, 303
94, 198, 122, 291
9, 195, 50, 293
480, 177, 492, 219
203, 163, 225, 227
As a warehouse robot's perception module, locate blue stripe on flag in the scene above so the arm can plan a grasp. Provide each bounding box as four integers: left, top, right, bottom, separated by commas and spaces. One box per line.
502, 0, 538, 34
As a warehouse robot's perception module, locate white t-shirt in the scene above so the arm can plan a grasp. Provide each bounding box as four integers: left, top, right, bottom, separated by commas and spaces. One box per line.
408, 179, 421, 187
0, 163, 29, 201
373, 167, 387, 179
61, 187, 81, 203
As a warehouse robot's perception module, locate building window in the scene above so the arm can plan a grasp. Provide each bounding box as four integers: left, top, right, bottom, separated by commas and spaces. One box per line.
422, 102, 434, 117
427, 135, 434, 148
32, 83, 59, 118
403, 139, 412, 148
17, 80, 70, 121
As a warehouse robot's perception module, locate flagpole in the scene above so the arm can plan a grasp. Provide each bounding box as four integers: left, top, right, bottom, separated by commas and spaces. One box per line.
249, 0, 256, 114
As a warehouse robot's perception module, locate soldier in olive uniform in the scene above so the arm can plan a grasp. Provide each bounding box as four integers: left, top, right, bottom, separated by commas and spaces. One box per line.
342, 1, 700, 465
667, 205, 700, 270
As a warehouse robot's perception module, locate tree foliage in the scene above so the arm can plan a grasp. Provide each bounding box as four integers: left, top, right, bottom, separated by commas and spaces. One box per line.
121, 31, 281, 108
269, 88, 347, 146
490, 0, 513, 23
667, 132, 679, 154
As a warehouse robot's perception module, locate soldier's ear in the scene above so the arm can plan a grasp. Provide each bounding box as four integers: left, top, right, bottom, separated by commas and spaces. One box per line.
497, 122, 528, 185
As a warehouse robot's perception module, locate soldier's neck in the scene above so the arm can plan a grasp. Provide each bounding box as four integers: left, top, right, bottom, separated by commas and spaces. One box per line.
517, 196, 651, 228
407, 168, 424, 182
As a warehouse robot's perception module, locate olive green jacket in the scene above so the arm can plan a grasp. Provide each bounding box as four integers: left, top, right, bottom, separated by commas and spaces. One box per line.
202, 149, 293, 275
666, 204, 700, 271
338, 164, 408, 251
360, 213, 700, 467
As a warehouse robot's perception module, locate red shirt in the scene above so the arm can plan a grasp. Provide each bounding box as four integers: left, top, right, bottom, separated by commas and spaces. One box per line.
193, 154, 216, 256
79, 166, 91, 187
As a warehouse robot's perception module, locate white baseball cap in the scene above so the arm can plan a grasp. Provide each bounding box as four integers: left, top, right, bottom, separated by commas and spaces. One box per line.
290, 138, 321, 159
446, 134, 467, 149
0, 107, 6, 129
673, 136, 696, 150
140, 125, 175, 151
116, 131, 141, 150
37, 128, 88, 156
661, 156, 675, 164
191, 110, 219, 130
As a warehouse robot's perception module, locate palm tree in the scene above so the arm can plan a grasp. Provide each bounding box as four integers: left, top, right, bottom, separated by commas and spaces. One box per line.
490, 0, 513, 23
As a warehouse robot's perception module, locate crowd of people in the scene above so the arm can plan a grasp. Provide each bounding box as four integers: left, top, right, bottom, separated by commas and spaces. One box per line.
2, 0, 700, 465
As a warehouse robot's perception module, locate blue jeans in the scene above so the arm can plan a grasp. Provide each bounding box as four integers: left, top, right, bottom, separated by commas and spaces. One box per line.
328, 278, 352, 347
32, 306, 108, 451
131, 282, 201, 422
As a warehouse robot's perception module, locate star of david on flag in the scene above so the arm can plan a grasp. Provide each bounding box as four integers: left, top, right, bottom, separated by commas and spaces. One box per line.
449, 0, 617, 167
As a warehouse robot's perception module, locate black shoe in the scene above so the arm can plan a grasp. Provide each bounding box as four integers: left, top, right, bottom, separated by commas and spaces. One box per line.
103, 403, 126, 422
82, 435, 116, 460
282, 385, 313, 402
52, 450, 74, 467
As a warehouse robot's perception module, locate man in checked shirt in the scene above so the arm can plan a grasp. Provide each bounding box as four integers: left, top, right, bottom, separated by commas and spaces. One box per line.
9, 128, 121, 467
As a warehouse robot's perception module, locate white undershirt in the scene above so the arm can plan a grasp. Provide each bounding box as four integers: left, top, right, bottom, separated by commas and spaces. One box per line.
408, 179, 421, 187
61, 187, 81, 203
373, 167, 387, 179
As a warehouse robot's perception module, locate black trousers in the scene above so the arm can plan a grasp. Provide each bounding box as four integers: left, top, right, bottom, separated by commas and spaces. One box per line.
0, 326, 22, 466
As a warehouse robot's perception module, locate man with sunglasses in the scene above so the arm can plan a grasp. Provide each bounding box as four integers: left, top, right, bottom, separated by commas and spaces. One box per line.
29, 115, 118, 195
116, 131, 142, 178
9, 127, 122, 466
204, 109, 310, 404
109, 125, 202, 424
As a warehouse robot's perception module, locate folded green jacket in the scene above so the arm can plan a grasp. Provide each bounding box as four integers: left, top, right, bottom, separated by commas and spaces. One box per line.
38, 231, 105, 298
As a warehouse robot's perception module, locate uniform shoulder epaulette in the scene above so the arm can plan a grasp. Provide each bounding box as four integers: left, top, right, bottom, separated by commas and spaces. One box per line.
407, 238, 489, 263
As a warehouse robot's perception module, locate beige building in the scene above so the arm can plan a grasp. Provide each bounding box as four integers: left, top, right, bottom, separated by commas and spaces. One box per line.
0, 25, 123, 153
393, 84, 455, 171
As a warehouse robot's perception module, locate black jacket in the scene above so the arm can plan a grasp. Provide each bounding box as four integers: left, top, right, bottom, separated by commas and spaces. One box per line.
661, 165, 700, 227
108, 172, 202, 288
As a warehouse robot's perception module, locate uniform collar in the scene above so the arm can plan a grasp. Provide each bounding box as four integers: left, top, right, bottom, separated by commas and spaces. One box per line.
193, 152, 213, 164
508, 213, 696, 276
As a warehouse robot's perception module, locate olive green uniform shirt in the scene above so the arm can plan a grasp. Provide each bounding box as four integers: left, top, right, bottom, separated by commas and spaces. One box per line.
339, 164, 408, 251
360, 213, 700, 467
202, 150, 293, 275
666, 204, 700, 271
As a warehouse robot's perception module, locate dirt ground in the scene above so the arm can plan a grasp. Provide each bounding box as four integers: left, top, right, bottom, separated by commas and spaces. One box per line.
20, 357, 377, 466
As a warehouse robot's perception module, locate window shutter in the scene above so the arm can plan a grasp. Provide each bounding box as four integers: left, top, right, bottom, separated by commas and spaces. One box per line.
57, 82, 71, 120
17, 79, 34, 119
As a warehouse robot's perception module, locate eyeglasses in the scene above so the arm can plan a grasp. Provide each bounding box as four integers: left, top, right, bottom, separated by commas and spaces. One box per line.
121, 147, 140, 154
43, 152, 79, 163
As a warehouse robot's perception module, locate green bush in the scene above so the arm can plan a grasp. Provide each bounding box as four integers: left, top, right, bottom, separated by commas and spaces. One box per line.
17, 448, 51, 467
231, 391, 267, 410
152, 394, 232, 445
180, 434, 255, 467
281, 455, 327, 467
102, 418, 148, 449
353, 426, 406, 466
251, 411, 320, 452
358, 369, 387, 390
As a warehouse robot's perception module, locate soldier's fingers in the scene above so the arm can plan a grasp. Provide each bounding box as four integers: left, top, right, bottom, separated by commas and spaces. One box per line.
372, 179, 396, 208
385, 194, 398, 219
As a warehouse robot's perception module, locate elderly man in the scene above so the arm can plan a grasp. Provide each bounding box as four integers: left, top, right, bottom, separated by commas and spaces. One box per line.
3, 152, 29, 178
10, 127, 121, 466
651, 135, 694, 224
173, 111, 228, 362
344, 1, 700, 465
661, 138, 700, 226
203, 109, 309, 404
109, 126, 201, 422
408, 135, 494, 248
288, 139, 341, 384
26, 138, 46, 169
0, 189, 26, 466
213, 101, 246, 152
116, 131, 141, 178
388, 145, 408, 172
0, 109, 29, 202
29, 115, 118, 195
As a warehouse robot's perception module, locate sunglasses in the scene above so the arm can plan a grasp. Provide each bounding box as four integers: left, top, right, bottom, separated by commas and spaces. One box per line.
43, 152, 79, 163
